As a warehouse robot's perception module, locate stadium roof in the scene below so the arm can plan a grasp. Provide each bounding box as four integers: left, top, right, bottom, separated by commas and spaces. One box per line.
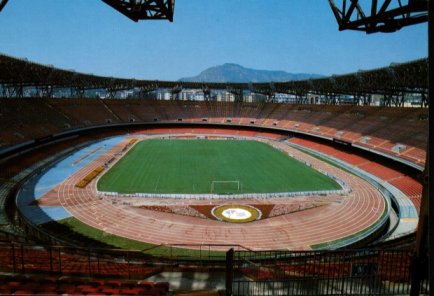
0, 53, 428, 98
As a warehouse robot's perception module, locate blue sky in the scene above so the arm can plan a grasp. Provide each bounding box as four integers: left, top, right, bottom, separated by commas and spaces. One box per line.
0, 0, 428, 80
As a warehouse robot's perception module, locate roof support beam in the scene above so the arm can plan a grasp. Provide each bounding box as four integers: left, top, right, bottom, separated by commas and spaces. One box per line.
101, 0, 174, 22
328, 0, 428, 33
0, 0, 9, 12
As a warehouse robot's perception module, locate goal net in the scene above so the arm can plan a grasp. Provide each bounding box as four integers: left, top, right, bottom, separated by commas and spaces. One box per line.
210, 181, 241, 194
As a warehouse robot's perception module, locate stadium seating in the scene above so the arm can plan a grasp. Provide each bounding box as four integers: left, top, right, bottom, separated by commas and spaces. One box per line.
0, 98, 428, 295
0, 273, 169, 295
286, 137, 423, 212
48, 98, 121, 126
388, 176, 423, 211
358, 162, 404, 181
0, 99, 427, 167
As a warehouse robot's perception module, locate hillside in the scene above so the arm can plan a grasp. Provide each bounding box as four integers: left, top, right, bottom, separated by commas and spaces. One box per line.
179, 63, 323, 83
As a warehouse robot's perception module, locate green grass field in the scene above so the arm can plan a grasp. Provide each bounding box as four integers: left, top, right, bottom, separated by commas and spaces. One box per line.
59, 217, 226, 259
97, 139, 341, 194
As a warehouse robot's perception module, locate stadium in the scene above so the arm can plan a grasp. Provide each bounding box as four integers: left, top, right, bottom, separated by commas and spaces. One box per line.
0, 1, 430, 296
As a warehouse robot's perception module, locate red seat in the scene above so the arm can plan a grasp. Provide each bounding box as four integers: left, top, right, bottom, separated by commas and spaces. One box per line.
88, 279, 105, 287
0, 287, 12, 294
34, 285, 58, 294
105, 280, 122, 287
119, 288, 142, 295
13, 290, 34, 295
99, 288, 121, 295
56, 283, 78, 294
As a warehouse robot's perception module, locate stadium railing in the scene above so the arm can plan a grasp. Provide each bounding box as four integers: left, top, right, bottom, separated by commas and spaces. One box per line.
228, 248, 429, 296
0, 242, 429, 295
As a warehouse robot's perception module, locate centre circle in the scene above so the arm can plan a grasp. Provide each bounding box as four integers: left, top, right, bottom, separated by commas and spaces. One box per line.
221, 208, 252, 220
211, 205, 262, 223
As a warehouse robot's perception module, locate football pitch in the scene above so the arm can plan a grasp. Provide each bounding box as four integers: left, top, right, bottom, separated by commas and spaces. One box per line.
97, 139, 341, 194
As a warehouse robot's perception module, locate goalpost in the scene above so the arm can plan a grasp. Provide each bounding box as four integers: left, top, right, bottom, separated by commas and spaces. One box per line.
210, 180, 241, 194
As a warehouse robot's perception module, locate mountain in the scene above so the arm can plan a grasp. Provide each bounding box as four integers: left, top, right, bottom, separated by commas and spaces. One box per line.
179, 63, 323, 83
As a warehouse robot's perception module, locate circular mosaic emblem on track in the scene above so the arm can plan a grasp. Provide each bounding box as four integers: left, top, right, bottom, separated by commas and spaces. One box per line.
212, 205, 262, 223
